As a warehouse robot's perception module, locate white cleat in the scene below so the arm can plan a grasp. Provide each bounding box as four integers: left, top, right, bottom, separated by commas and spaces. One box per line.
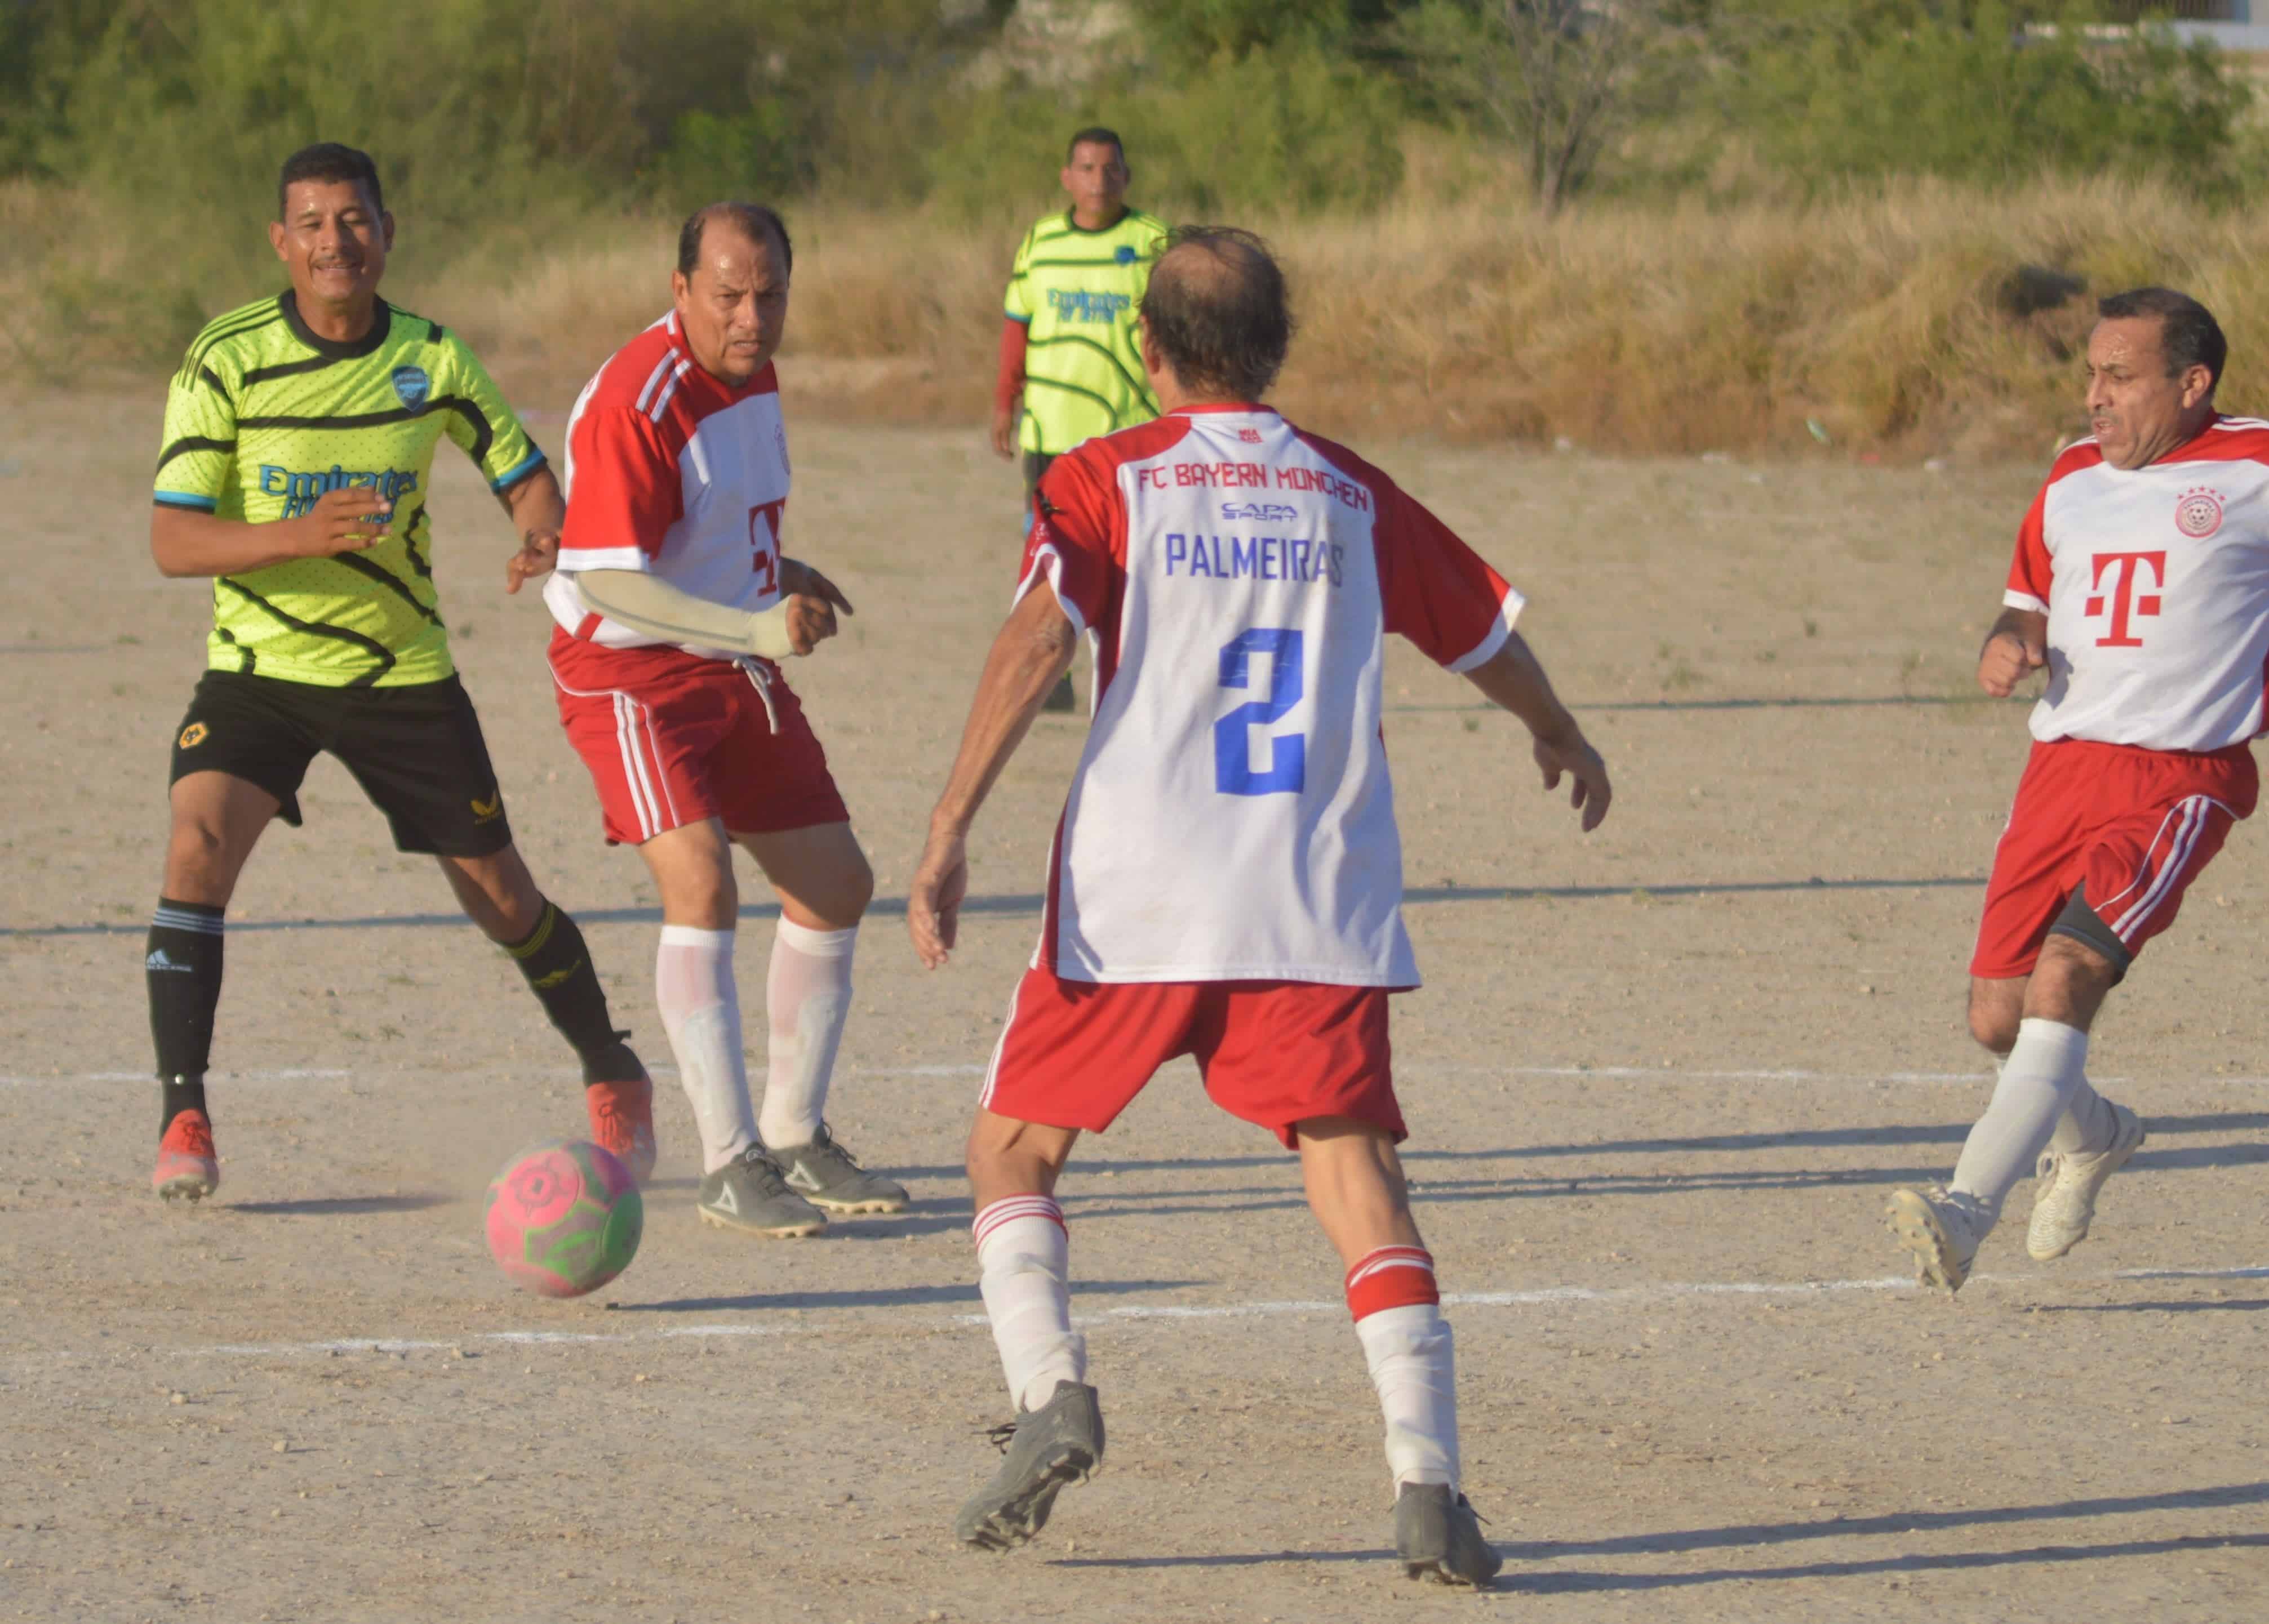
1885, 1185, 1981, 1294
2027, 1103, 2146, 1262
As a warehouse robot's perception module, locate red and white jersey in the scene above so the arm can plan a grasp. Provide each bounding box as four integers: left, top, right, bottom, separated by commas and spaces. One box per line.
1022, 405, 1523, 986
2005, 416, 2269, 751
545, 311, 788, 659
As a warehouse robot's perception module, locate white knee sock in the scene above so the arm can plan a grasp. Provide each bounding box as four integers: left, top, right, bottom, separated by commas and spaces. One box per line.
654, 925, 757, 1175
1951, 1017, 2089, 1227
2050, 1073, 2120, 1156
974, 1195, 1086, 1414
1348, 1247, 1459, 1491
758, 919, 856, 1151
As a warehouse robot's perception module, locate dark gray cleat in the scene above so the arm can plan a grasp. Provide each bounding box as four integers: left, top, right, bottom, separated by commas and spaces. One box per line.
954, 1380, 1104, 1551
696, 1146, 826, 1238
772, 1125, 909, 1214
1395, 1483, 1502, 1587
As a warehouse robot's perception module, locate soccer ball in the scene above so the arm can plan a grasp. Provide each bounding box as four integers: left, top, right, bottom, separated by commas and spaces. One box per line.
485, 1139, 643, 1298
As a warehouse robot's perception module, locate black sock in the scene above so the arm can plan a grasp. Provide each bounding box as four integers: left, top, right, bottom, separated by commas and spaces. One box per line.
501, 900, 635, 1075
148, 897, 224, 1134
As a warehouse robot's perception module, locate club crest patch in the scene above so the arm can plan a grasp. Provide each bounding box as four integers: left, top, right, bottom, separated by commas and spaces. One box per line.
391, 364, 431, 412
2176, 487, 2224, 540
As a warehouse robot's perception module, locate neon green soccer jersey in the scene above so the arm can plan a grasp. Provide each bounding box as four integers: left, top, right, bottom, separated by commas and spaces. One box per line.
153, 292, 545, 688
1004, 207, 1169, 456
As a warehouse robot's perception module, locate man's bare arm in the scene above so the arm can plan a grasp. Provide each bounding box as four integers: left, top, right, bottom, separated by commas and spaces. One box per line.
908, 587, 1080, 968
500, 466, 567, 593
150, 488, 390, 578
1978, 606, 2048, 697
1461, 631, 1613, 833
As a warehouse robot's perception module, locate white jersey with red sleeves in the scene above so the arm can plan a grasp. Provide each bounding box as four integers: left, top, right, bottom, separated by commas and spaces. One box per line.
545, 310, 788, 659
1022, 405, 1524, 986
2005, 415, 2269, 751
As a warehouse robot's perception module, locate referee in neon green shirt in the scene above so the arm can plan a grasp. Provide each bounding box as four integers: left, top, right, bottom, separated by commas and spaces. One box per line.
991, 127, 1166, 709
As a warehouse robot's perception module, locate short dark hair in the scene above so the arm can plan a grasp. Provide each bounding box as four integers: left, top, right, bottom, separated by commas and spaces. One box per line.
676, 202, 793, 280
2098, 286, 2227, 391
277, 143, 383, 219
1138, 226, 1294, 402
1067, 126, 1124, 163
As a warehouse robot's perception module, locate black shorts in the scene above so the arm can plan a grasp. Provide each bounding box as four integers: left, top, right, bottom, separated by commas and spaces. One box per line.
168, 670, 514, 857
1023, 451, 1056, 523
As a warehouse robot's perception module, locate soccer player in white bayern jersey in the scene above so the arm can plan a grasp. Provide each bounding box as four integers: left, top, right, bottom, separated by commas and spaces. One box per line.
1888, 288, 2269, 1292
539, 203, 907, 1239
908, 229, 1613, 1583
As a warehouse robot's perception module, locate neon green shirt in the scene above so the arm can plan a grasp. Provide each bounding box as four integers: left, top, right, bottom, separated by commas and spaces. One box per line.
1004, 207, 1168, 456
153, 292, 545, 688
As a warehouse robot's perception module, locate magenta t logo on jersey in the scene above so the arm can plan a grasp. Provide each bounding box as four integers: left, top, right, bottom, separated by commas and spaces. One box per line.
2176, 487, 2224, 539
2084, 550, 2167, 648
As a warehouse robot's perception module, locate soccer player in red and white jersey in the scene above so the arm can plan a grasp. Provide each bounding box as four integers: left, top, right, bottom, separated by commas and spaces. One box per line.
1888, 288, 2269, 1293
908, 229, 1612, 1583
533, 203, 908, 1238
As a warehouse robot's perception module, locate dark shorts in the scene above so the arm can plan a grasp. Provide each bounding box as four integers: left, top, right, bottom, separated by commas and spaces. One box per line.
168, 669, 514, 857
1023, 451, 1056, 527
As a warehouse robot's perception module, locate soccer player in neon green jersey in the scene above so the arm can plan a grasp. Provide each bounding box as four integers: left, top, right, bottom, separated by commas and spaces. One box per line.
992, 126, 1166, 710
142, 143, 656, 1204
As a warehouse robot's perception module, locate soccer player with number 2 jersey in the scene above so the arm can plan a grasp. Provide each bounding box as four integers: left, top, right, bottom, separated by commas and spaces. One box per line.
145, 144, 654, 1204
911, 229, 1611, 1583
1889, 288, 2269, 1292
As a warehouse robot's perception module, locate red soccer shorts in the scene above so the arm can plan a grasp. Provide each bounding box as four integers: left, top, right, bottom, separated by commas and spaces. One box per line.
1971, 737, 2257, 980
548, 628, 849, 846
980, 968, 1405, 1149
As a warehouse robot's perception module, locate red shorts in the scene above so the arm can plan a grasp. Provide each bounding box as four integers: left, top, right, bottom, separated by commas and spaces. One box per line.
980, 968, 1404, 1149
548, 628, 849, 846
1972, 737, 2257, 980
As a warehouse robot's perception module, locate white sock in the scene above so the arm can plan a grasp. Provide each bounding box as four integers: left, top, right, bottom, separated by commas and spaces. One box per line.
974, 1195, 1085, 1413
1356, 1303, 1460, 1491
758, 919, 856, 1151
654, 925, 757, 1175
1951, 1017, 2089, 1227
2050, 1073, 2120, 1156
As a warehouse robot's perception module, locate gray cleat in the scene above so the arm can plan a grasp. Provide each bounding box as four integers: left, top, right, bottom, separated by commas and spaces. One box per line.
954, 1380, 1104, 1551
1395, 1483, 1503, 1587
696, 1146, 826, 1238
773, 1125, 909, 1214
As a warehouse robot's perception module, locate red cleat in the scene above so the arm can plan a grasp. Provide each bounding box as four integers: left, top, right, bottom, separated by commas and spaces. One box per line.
585, 1074, 658, 1186
153, 1110, 220, 1203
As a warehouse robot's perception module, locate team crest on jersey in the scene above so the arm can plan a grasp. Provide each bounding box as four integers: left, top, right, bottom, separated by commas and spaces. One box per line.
390, 364, 431, 412
2176, 487, 2224, 539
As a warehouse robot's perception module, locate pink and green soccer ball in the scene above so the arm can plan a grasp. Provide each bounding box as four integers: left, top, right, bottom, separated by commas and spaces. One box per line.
485, 1139, 643, 1298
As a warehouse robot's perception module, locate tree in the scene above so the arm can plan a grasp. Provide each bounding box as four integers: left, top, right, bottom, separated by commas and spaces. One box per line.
1394, 1, 1697, 213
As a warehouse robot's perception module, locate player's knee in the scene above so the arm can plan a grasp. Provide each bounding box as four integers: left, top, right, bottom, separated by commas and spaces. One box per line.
163, 817, 238, 900
1966, 996, 2018, 1055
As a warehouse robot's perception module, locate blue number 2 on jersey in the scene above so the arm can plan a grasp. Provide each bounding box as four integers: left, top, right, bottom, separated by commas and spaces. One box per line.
1215, 628, 1306, 795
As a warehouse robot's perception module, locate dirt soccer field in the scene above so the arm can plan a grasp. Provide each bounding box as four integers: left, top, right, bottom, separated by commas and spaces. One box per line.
2, 392, 2266, 1623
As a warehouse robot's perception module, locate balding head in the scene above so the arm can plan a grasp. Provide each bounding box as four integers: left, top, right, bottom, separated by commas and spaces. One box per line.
671, 201, 794, 387
1138, 227, 1294, 403
677, 202, 792, 281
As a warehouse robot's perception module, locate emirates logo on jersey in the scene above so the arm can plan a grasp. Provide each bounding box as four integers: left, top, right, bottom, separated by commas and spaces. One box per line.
2175, 486, 2224, 539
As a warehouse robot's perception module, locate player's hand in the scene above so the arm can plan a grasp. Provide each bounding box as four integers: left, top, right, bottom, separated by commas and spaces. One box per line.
290, 487, 392, 556
989, 403, 1019, 461
505, 531, 560, 594
779, 557, 855, 619
1534, 729, 1612, 833
908, 829, 969, 969
1978, 625, 2046, 697
775, 593, 841, 656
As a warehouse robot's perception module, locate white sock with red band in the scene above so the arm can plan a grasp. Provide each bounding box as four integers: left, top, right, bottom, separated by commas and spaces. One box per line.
759, 919, 856, 1151
974, 1195, 1086, 1414
1347, 1245, 1459, 1491
655, 925, 758, 1175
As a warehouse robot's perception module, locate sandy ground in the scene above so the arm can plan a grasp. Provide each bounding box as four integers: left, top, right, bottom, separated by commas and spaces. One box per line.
2, 390, 2266, 1624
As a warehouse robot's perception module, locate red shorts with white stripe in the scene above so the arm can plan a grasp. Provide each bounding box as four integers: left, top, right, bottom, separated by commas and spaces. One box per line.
547, 628, 849, 846
1971, 737, 2257, 980
979, 967, 1404, 1149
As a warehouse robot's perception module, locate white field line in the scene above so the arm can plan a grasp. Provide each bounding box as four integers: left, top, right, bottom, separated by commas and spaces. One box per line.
0, 1062, 2139, 1089
42, 1263, 2266, 1365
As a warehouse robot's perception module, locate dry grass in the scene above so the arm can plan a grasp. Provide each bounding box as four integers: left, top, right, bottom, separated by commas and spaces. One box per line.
10, 175, 2267, 458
